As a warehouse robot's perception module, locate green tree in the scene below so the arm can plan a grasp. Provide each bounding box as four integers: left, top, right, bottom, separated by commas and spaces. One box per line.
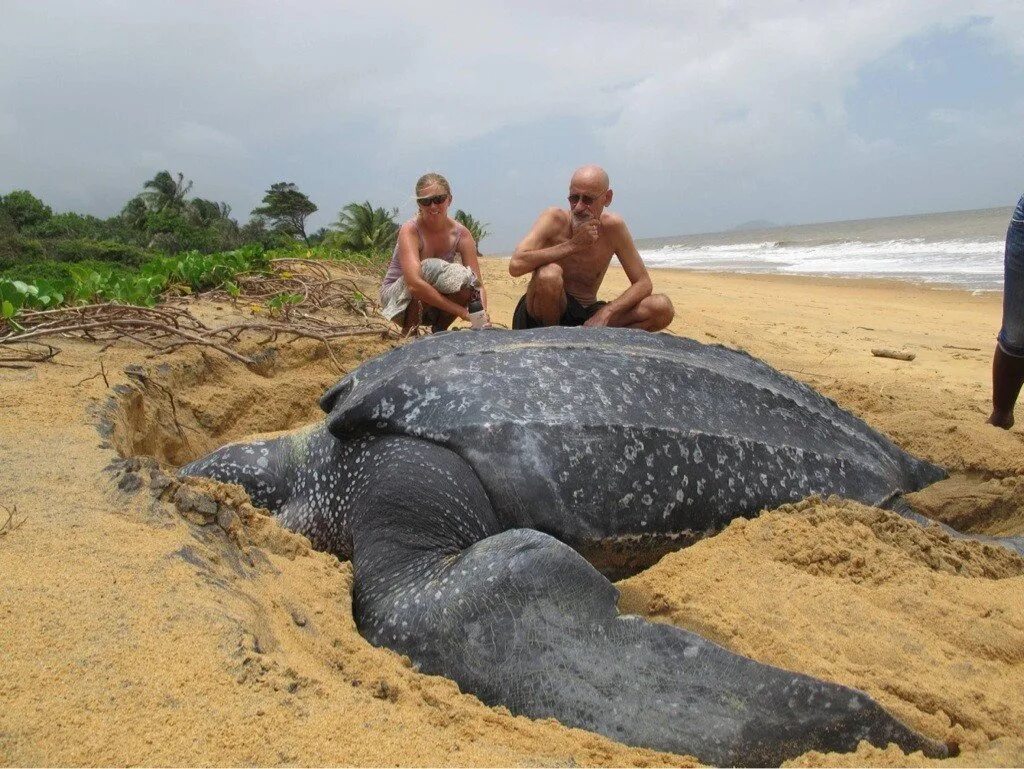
0, 208, 18, 235
26, 211, 106, 239
187, 198, 232, 227
453, 209, 490, 250
252, 182, 318, 245
0, 190, 53, 232
333, 201, 399, 253
239, 215, 270, 243
142, 209, 222, 254
121, 196, 149, 230
141, 171, 193, 213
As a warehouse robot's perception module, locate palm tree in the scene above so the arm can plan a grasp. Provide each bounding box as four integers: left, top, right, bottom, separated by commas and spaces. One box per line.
188, 198, 232, 227
454, 209, 490, 250
141, 171, 193, 213
120, 196, 149, 230
333, 201, 399, 253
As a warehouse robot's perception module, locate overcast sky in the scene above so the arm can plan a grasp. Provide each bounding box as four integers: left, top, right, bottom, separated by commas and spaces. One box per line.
2, 1, 1023, 251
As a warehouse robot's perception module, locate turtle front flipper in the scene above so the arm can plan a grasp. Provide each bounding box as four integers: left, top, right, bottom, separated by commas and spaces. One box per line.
348, 439, 951, 767
179, 434, 297, 512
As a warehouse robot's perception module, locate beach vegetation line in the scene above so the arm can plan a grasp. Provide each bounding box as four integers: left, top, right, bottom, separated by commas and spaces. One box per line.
0, 170, 484, 326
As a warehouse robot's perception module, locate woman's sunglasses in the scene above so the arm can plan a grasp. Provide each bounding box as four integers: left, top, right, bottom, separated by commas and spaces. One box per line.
417, 194, 448, 207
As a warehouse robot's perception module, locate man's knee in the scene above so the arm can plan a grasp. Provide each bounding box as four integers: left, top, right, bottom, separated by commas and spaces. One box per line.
645, 294, 674, 330
532, 263, 564, 296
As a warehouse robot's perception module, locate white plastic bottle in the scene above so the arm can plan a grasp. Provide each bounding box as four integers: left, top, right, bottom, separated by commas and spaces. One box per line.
468, 297, 488, 329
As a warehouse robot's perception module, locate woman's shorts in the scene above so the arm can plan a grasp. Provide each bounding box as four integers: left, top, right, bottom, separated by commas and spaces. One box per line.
998, 194, 1024, 358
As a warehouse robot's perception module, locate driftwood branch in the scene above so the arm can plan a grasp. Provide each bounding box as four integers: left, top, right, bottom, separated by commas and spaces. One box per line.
871, 348, 916, 361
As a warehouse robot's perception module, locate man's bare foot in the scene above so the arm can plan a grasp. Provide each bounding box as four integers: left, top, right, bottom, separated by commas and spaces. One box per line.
987, 410, 1015, 429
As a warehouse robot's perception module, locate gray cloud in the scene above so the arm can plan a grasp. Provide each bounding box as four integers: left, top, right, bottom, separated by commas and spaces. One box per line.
2, 0, 1022, 250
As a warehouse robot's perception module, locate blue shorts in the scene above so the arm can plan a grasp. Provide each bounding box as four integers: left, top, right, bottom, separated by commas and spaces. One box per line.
998, 194, 1024, 358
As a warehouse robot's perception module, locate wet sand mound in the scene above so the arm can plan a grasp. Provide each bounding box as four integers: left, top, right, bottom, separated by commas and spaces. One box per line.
618, 497, 1024, 762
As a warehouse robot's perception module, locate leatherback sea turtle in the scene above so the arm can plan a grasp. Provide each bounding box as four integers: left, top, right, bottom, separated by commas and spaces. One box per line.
180, 327, 1003, 765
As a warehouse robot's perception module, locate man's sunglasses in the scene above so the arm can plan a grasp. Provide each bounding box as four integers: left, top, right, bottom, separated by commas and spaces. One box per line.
417, 194, 448, 207
568, 193, 599, 206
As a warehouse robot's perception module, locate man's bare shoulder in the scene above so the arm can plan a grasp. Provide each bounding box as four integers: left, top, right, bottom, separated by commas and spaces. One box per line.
600, 211, 628, 230
600, 211, 633, 244
532, 207, 571, 244
539, 206, 570, 226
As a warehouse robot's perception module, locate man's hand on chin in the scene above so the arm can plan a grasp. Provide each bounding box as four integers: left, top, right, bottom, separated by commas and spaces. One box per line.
570, 218, 601, 247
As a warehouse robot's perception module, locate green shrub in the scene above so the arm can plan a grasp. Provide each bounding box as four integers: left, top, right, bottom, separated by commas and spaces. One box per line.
0, 234, 46, 270
2, 244, 275, 325
0, 258, 135, 284
141, 244, 270, 293
43, 238, 150, 267
25, 212, 108, 240
144, 210, 225, 254
0, 209, 16, 235
0, 190, 52, 232
282, 238, 390, 269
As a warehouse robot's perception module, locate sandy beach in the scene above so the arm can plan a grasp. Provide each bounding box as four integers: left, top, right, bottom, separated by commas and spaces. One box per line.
1, 259, 1022, 767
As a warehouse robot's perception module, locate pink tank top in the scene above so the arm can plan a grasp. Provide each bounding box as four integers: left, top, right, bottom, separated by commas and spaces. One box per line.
382, 221, 463, 288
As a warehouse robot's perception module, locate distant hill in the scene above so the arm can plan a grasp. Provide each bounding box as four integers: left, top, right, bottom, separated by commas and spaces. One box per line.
730, 219, 777, 232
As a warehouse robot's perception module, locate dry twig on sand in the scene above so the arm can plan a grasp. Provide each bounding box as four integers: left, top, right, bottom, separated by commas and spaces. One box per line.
0, 504, 27, 538
0, 340, 60, 369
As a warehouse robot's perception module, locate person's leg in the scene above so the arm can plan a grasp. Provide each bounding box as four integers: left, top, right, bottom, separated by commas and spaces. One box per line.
988, 347, 1024, 429
399, 298, 422, 337
989, 197, 1024, 429
525, 264, 568, 326
511, 295, 539, 330
430, 286, 473, 332
380, 278, 421, 337
605, 294, 675, 331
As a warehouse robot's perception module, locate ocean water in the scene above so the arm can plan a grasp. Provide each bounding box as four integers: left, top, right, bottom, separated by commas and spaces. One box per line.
636, 207, 1014, 292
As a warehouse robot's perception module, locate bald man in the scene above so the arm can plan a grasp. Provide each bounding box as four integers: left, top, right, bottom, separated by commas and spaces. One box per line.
509, 165, 674, 331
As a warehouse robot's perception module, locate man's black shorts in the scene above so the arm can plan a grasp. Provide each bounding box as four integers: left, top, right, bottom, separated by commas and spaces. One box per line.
511, 293, 608, 330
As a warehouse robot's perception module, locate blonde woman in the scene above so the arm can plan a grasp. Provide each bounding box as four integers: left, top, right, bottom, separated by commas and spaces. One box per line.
380, 173, 488, 335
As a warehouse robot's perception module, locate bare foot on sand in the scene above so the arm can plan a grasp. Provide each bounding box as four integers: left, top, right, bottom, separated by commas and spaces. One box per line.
988, 411, 1015, 429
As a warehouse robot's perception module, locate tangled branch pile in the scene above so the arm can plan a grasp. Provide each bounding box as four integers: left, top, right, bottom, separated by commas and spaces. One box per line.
208, 258, 379, 317
0, 260, 397, 370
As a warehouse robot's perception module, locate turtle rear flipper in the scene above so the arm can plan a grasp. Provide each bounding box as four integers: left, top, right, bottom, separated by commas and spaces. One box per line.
348, 439, 950, 767
885, 495, 1024, 557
